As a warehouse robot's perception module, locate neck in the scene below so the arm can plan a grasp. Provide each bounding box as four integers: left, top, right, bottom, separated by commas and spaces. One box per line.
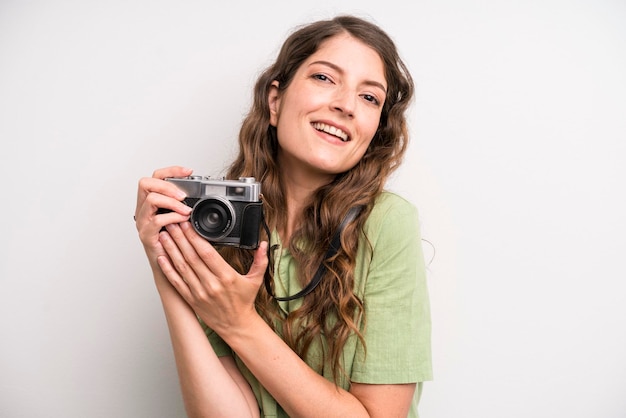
277, 168, 335, 246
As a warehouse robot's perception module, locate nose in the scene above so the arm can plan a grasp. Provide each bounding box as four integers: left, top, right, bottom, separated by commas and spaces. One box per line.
330, 87, 356, 118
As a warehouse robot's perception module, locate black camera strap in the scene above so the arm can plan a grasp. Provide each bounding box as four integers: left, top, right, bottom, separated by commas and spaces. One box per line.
264, 206, 362, 302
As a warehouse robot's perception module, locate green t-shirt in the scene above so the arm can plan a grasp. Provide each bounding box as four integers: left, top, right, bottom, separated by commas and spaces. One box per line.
205, 191, 433, 417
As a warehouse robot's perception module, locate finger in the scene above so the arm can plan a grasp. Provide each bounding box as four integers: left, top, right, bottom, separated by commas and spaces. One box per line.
136, 167, 192, 217
144, 191, 192, 217
156, 254, 192, 298
163, 223, 215, 291
135, 193, 191, 237
136, 174, 193, 225
178, 221, 235, 279
158, 230, 202, 291
138, 176, 188, 204
247, 241, 269, 280
152, 166, 193, 180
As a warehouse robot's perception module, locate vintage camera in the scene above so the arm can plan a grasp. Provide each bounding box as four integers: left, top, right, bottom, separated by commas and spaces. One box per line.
162, 176, 263, 249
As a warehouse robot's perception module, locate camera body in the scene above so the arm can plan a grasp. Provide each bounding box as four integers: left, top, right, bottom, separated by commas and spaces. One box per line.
164, 176, 263, 249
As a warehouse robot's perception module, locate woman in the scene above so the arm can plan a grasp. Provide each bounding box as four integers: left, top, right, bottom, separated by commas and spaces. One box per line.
135, 15, 432, 417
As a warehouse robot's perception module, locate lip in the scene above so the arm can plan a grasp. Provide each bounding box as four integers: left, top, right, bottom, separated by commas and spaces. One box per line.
311, 120, 352, 143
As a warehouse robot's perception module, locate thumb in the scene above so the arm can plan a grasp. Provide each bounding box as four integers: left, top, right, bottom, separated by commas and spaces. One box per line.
246, 241, 269, 280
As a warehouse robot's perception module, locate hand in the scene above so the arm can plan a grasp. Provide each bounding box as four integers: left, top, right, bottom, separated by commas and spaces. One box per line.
135, 166, 194, 263
157, 221, 269, 335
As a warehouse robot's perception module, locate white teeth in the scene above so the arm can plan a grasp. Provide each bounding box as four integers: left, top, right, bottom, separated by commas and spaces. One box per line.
313, 122, 349, 142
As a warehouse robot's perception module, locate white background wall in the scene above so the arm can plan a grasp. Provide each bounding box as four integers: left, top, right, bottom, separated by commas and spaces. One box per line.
1, 0, 625, 417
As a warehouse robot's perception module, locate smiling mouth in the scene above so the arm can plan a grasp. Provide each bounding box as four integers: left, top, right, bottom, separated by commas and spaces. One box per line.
312, 122, 349, 142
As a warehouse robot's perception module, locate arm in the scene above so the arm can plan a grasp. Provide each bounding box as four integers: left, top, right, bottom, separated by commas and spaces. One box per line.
350, 383, 416, 418
218, 313, 415, 418
158, 218, 421, 417
155, 273, 260, 418
135, 166, 259, 418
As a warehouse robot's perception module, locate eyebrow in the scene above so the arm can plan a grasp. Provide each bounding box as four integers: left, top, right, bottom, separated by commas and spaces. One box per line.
308, 60, 388, 94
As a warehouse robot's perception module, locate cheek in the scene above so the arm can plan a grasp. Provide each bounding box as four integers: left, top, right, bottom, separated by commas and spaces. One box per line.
359, 119, 381, 148
369, 113, 383, 134
358, 139, 374, 158
347, 138, 374, 168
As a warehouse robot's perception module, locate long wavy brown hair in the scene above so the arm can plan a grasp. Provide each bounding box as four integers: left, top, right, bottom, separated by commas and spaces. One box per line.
218, 15, 414, 383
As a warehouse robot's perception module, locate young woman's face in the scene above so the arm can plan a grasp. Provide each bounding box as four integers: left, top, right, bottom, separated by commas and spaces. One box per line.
269, 33, 387, 185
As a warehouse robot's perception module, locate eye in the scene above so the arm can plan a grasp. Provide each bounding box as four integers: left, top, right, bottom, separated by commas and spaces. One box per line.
312, 73, 333, 83
362, 93, 381, 106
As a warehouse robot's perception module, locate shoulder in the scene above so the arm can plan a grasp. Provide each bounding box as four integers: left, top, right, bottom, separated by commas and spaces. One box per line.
364, 191, 420, 240
369, 191, 418, 219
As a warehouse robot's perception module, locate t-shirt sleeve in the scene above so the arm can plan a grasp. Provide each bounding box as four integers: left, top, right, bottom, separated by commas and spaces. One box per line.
350, 194, 433, 384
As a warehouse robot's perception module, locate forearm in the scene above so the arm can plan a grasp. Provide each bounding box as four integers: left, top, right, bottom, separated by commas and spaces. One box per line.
153, 269, 260, 418
221, 315, 370, 418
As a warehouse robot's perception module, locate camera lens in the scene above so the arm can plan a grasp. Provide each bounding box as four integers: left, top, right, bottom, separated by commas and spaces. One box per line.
190, 197, 235, 240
